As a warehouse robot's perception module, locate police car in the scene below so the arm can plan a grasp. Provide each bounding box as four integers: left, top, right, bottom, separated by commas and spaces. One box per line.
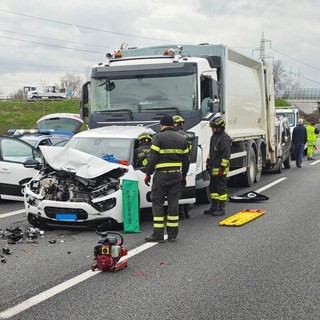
8, 113, 85, 148
0, 136, 42, 201
24, 125, 196, 230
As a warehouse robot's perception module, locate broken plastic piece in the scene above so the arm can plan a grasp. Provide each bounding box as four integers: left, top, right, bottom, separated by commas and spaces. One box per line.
2, 247, 12, 255
229, 191, 269, 202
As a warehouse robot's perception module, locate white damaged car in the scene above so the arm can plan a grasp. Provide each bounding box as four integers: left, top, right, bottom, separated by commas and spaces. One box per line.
24, 126, 155, 230
24, 146, 129, 230
24, 125, 196, 230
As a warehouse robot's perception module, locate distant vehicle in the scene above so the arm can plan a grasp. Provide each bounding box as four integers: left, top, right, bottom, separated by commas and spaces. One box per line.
36, 113, 85, 137
23, 85, 68, 100
0, 136, 42, 201
276, 105, 300, 135
7, 129, 70, 148
275, 105, 306, 159
8, 113, 85, 148
278, 117, 292, 169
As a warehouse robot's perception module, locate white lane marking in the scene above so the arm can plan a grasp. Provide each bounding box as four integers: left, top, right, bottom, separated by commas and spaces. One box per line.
0, 236, 167, 319
0, 209, 25, 219
255, 177, 287, 193
310, 159, 320, 166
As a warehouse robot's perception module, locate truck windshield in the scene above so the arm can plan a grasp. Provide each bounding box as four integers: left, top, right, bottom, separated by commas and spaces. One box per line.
284, 113, 295, 126
90, 73, 197, 113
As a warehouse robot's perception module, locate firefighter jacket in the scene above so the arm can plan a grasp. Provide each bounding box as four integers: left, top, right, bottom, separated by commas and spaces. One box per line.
307, 125, 319, 145
146, 127, 190, 177
207, 130, 232, 175
134, 142, 151, 167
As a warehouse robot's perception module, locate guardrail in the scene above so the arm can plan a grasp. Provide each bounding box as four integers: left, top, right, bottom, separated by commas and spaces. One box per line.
276, 88, 320, 100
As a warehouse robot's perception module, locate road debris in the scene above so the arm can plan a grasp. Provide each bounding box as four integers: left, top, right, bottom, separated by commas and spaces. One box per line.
0, 226, 45, 264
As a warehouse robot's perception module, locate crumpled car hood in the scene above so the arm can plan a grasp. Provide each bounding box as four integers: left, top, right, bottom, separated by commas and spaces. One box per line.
39, 146, 127, 178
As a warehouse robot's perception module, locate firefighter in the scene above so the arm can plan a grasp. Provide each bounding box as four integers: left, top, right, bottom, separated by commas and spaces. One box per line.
204, 116, 232, 216
144, 115, 190, 242
307, 122, 319, 160
173, 115, 192, 219
134, 132, 152, 167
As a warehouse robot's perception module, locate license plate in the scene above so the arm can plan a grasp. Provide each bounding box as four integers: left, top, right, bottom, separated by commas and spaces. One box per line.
56, 213, 77, 221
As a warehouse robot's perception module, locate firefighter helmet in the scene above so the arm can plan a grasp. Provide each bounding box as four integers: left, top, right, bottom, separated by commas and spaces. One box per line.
138, 132, 152, 144
173, 115, 185, 125
209, 116, 226, 129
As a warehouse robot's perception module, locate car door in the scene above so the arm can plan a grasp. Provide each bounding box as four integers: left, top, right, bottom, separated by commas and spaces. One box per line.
0, 137, 41, 201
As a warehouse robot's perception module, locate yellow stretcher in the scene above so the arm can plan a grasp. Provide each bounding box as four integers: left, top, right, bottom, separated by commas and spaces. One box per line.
219, 209, 266, 227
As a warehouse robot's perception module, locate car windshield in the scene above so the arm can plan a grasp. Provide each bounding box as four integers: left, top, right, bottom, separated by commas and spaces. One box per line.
65, 137, 132, 162
37, 117, 82, 133
90, 73, 197, 113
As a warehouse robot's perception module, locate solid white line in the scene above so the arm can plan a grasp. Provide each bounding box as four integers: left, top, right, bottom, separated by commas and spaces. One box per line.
0, 236, 167, 319
0, 209, 25, 219
255, 177, 287, 193
310, 159, 320, 166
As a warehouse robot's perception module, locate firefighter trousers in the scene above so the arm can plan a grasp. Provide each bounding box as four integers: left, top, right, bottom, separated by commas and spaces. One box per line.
151, 171, 181, 239
209, 174, 227, 201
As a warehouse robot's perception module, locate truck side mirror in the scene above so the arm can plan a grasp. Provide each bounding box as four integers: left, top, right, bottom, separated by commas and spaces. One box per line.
208, 98, 220, 114
81, 81, 90, 104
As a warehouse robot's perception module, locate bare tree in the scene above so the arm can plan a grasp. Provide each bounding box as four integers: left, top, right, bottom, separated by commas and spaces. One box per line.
273, 60, 287, 95
9, 88, 24, 99
273, 60, 301, 99
59, 72, 84, 98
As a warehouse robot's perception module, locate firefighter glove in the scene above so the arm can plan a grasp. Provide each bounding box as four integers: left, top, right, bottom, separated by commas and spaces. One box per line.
181, 176, 187, 188
144, 175, 151, 186
218, 168, 224, 176
206, 159, 210, 173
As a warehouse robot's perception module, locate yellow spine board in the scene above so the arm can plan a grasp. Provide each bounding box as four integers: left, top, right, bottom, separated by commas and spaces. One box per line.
219, 209, 266, 227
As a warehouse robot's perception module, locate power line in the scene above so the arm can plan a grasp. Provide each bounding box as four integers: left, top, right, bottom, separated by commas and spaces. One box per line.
270, 48, 320, 72
0, 29, 113, 50
0, 8, 176, 43
0, 35, 105, 54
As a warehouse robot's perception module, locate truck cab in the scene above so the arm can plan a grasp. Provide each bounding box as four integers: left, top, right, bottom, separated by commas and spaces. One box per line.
275, 105, 300, 135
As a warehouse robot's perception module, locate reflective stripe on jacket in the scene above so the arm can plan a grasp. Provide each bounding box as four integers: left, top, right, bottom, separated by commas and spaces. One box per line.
146, 127, 190, 177
207, 131, 232, 175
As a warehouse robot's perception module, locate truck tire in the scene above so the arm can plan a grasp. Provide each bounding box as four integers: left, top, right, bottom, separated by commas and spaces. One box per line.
239, 142, 257, 187
196, 186, 211, 204
255, 140, 264, 183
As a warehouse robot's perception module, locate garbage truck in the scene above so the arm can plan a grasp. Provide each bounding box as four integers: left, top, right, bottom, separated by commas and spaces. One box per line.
80, 43, 291, 203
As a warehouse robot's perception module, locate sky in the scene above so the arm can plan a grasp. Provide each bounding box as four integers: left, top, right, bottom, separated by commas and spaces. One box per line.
1, 0, 320, 97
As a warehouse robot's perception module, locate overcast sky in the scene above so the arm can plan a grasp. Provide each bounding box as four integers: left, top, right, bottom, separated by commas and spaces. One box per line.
1, 0, 320, 97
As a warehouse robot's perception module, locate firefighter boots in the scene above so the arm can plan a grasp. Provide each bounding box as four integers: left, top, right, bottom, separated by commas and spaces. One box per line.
145, 229, 165, 243
203, 199, 219, 215
211, 200, 226, 216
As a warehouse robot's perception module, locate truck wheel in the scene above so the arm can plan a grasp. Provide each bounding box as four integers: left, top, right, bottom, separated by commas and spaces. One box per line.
196, 186, 211, 204
239, 142, 256, 187
255, 141, 263, 183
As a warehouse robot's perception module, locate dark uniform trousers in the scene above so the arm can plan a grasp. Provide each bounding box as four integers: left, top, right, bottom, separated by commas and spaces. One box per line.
209, 173, 227, 201
151, 171, 181, 239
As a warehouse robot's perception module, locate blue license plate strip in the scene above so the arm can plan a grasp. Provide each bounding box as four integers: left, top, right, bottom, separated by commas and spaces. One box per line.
56, 213, 77, 221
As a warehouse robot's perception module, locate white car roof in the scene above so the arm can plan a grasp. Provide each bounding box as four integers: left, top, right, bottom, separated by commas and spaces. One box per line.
37, 113, 84, 123
73, 125, 155, 139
